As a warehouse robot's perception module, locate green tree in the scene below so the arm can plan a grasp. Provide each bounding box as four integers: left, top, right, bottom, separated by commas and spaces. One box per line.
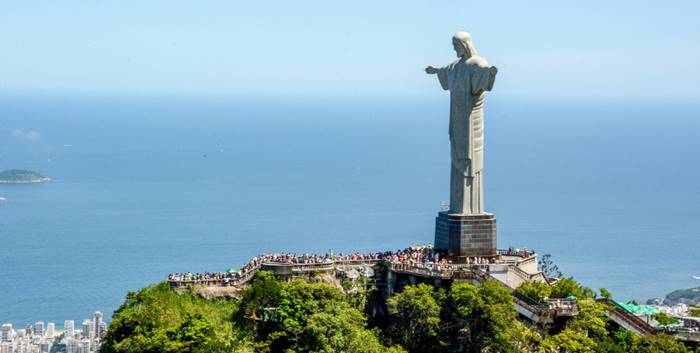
101, 282, 249, 353
386, 283, 442, 352
652, 312, 680, 326
263, 279, 403, 353
611, 328, 634, 352
630, 334, 689, 353
302, 305, 405, 353
597, 336, 631, 353
239, 271, 282, 320
539, 279, 611, 353
599, 288, 613, 300
444, 280, 535, 353
165, 313, 227, 353
275, 280, 348, 341
104, 277, 405, 353
540, 328, 597, 353
235, 270, 284, 341
516, 281, 552, 302
550, 278, 594, 299
567, 299, 608, 339
539, 254, 563, 279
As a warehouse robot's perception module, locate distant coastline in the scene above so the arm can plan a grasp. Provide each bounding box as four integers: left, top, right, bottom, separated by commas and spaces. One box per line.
0, 169, 50, 184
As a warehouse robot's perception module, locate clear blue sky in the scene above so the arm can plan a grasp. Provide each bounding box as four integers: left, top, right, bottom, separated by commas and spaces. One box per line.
1, 0, 698, 98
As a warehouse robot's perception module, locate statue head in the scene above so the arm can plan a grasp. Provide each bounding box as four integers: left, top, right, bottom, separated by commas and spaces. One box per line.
452, 31, 478, 58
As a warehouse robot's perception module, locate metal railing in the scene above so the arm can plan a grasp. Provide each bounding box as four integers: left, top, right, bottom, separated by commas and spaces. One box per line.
670, 328, 700, 342
169, 259, 476, 288
169, 264, 261, 288
168, 258, 540, 295
544, 299, 579, 316
497, 249, 537, 259
388, 262, 455, 279
334, 259, 381, 266
291, 263, 335, 273
168, 259, 383, 288
509, 285, 579, 320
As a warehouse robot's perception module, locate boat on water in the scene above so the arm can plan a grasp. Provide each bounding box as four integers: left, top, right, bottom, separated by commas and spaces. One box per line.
0, 197, 6, 202
693, 276, 700, 280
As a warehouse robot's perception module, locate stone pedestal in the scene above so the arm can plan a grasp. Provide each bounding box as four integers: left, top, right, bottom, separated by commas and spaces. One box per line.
434, 212, 497, 258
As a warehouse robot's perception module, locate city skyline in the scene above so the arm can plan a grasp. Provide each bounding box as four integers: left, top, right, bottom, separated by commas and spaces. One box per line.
1, 311, 106, 353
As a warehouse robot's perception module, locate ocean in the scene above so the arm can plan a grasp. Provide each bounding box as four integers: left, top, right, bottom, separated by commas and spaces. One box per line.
1, 94, 699, 326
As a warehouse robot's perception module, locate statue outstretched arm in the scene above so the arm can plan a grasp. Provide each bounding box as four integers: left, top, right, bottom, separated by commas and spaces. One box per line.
425, 65, 449, 90
471, 65, 498, 95
487, 66, 498, 90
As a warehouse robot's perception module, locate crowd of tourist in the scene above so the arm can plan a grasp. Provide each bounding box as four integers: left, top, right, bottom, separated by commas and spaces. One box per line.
547, 298, 578, 313
167, 245, 532, 286
167, 271, 242, 286
502, 247, 536, 258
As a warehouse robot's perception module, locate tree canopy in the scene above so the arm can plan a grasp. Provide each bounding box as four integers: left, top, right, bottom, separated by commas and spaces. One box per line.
101, 282, 250, 353
516, 281, 552, 302
102, 272, 694, 353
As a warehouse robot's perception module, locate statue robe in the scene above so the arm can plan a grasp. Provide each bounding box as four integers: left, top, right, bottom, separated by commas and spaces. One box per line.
436, 55, 497, 215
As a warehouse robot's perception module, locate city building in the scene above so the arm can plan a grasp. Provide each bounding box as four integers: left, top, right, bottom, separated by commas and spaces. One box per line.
1, 324, 12, 342
1, 311, 104, 353
78, 339, 90, 353
65, 338, 78, 353
34, 322, 44, 338
45, 323, 54, 339
63, 320, 74, 339
0, 342, 10, 353
40, 341, 51, 353
81, 320, 91, 339
92, 312, 103, 338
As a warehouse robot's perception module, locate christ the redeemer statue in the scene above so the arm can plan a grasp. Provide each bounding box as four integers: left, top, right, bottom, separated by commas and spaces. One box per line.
426, 31, 498, 215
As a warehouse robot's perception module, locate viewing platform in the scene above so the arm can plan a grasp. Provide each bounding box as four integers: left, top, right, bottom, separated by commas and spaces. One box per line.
167, 247, 540, 289
166, 246, 580, 325
512, 290, 578, 324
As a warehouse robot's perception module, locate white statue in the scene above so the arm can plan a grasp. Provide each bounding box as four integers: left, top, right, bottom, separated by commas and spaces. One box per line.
426, 32, 498, 215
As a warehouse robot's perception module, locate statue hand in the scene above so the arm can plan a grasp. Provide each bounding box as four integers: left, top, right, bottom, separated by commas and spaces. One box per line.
425, 65, 438, 74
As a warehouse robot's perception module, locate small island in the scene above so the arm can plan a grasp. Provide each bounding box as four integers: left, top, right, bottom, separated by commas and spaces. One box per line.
660, 286, 700, 306
0, 169, 50, 184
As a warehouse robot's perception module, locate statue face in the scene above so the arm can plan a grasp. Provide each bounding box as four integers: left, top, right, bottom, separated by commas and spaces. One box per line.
452, 39, 468, 58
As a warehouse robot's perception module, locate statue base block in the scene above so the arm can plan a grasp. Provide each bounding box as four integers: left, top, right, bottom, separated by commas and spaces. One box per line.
434, 212, 497, 258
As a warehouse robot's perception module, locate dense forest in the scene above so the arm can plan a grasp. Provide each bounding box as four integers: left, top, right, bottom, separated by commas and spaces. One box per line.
101, 271, 697, 353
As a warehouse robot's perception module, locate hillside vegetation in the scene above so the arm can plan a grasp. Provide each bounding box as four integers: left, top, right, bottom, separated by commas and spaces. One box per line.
102, 273, 696, 353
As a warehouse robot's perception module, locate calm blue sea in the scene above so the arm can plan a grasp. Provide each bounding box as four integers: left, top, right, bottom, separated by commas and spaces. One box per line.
1, 95, 699, 326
